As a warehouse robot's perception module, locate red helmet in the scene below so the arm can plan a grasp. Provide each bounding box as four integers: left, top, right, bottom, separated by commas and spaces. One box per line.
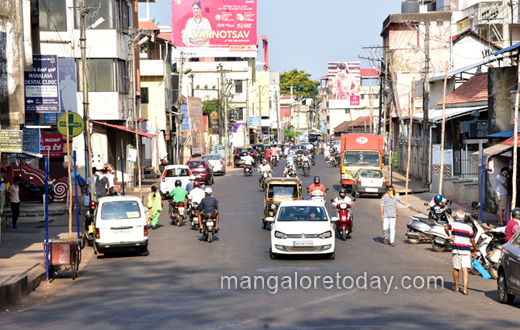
194, 180, 200, 187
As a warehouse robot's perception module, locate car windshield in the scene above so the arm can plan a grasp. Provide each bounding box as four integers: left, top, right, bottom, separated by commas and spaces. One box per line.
101, 201, 141, 220
236, 148, 252, 153
188, 161, 207, 168
203, 155, 220, 160
277, 206, 328, 221
290, 146, 301, 150
343, 151, 380, 167
165, 168, 190, 177
360, 169, 383, 178
268, 185, 298, 199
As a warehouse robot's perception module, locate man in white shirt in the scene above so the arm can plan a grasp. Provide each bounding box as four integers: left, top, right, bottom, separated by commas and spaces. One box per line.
188, 181, 205, 204
243, 154, 255, 167
258, 160, 272, 177
496, 167, 509, 226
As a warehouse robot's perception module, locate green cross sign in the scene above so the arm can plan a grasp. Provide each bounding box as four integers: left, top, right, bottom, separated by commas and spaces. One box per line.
58, 112, 84, 138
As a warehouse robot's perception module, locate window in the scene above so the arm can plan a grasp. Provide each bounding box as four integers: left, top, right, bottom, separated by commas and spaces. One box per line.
360, 94, 365, 100
141, 87, 149, 104
345, 109, 350, 114
268, 186, 298, 199
77, 59, 115, 92
165, 168, 190, 177
277, 206, 328, 222
101, 201, 141, 220
39, 0, 67, 31
116, 0, 130, 32
235, 80, 243, 94
75, 0, 114, 29
117, 60, 129, 93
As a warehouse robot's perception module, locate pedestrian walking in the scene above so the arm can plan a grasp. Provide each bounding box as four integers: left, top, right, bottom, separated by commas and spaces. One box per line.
444, 210, 478, 295
496, 167, 508, 226
95, 169, 109, 199
380, 185, 397, 246
147, 186, 162, 230
0, 168, 6, 213
8, 177, 21, 229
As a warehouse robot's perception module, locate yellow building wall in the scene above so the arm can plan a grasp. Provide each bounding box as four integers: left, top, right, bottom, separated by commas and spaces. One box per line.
141, 76, 166, 130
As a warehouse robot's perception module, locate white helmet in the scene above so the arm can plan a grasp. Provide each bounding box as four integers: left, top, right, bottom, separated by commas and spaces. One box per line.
205, 188, 212, 195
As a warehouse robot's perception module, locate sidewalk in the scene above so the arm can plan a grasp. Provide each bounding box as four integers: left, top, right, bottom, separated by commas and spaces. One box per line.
0, 179, 159, 310
383, 166, 429, 195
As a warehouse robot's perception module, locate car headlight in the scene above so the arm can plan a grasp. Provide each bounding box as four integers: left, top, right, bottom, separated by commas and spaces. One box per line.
320, 231, 332, 239
271, 204, 277, 210
342, 174, 347, 179
274, 231, 286, 239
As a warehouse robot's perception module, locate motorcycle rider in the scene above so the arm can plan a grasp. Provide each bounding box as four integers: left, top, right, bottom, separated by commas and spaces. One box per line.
505, 207, 520, 242
197, 187, 219, 232
332, 188, 354, 209
243, 153, 255, 170
169, 180, 188, 217
258, 159, 273, 178
187, 180, 205, 205
308, 176, 327, 204
329, 148, 339, 166
265, 147, 271, 164
283, 161, 296, 177
271, 145, 279, 163
430, 194, 449, 221
286, 150, 296, 163
324, 144, 331, 160
302, 151, 312, 172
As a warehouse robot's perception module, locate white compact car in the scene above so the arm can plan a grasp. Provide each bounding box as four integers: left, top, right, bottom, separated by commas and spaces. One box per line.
266, 200, 337, 259
160, 165, 196, 198
94, 196, 148, 256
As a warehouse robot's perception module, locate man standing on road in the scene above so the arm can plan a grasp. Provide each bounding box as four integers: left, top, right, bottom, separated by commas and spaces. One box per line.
444, 210, 478, 295
496, 167, 509, 226
380, 185, 397, 246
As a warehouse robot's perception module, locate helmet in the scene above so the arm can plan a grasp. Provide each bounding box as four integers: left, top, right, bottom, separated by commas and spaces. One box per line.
513, 208, 520, 220
289, 169, 297, 177
339, 188, 347, 198
262, 159, 267, 165
289, 150, 294, 155
175, 180, 182, 187
205, 187, 212, 195
313, 176, 320, 184
193, 180, 200, 188
434, 194, 442, 203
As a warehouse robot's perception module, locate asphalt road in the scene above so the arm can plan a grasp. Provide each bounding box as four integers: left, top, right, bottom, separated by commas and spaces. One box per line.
2, 156, 520, 329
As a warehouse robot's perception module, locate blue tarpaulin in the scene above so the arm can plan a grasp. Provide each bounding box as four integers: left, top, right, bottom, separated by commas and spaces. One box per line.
488, 129, 514, 138
489, 42, 520, 56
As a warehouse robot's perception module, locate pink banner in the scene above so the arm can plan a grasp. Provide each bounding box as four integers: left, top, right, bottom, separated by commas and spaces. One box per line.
41, 133, 63, 158
172, 0, 257, 50
188, 97, 206, 155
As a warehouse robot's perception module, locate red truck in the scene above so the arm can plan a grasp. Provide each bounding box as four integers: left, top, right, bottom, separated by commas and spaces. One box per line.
340, 134, 384, 187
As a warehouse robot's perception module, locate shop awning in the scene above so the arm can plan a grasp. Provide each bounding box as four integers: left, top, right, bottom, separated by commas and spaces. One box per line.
93, 121, 156, 138
403, 106, 487, 124
471, 143, 512, 163
488, 129, 515, 138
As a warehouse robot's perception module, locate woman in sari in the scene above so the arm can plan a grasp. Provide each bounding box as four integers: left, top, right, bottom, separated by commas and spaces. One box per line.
147, 186, 162, 230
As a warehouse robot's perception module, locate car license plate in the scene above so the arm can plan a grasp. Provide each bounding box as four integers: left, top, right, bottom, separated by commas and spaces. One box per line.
113, 229, 131, 234
294, 241, 313, 247
366, 188, 378, 193
206, 221, 214, 226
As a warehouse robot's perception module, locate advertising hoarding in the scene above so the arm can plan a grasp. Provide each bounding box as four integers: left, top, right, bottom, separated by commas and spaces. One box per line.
25, 55, 60, 113
188, 97, 206, 155
59, 57, 78, 113
327, 61, 361, 109
171, 0, 257, 58
41, 133, 63, 158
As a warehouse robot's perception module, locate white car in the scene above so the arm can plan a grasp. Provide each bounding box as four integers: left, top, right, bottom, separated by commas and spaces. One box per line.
94, 196, 148, 256
160, 165, 196, 198
266, 201, 337, 259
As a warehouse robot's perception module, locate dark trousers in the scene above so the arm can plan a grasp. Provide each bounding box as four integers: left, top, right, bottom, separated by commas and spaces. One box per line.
11, 202, 20, 225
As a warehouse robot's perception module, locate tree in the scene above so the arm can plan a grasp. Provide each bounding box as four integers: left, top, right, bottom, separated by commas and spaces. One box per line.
280, 69, 320, 99
203, 98, 219, 115
283, 128, 302, 142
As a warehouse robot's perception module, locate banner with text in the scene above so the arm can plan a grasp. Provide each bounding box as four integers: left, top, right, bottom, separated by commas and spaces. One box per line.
188, 97, 206, 155
25, 55, 60, 113
41, 133, 63, 158
327, 61, 361, 109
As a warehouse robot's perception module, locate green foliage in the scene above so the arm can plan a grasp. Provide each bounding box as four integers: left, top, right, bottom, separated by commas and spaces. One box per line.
392, 150, 398, 168
280, 69, 320, 99
283, 129, 302, 142
203, 98, 219, 114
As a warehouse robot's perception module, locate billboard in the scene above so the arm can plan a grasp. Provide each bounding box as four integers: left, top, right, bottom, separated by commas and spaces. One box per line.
188, 97, 206, 155
171, 0, 257, 58
25, 55, 60, 113
327, 61, 361, 109
59, 57, 78, 113
41, 133, 63, 158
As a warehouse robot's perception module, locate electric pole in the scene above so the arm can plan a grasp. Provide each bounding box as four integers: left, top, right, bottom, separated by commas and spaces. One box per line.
245, 79, 250, 145
128, 28, 142, 199
79, 2, 94, 203
275, 91, 281, 143
422, 21, 430, 188
176, 51, 184, 164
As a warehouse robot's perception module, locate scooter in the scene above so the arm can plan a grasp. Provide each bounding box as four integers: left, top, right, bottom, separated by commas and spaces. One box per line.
302, 160, 311, 177
20, 179, 56, 203
159, 156, 169, 173
169, 200, 185, 226
428, 207, 456, 252
244, 165, 253, 176
308, 188, 328, 205
271, 155, 278, 166
188, 200, 200, 229
83, 201, 97, 247
406, 202, 451, 244
259, 171, 269, 191
485, 231, 505, 280
331, 200, 354, 241
201, 213, 217, 243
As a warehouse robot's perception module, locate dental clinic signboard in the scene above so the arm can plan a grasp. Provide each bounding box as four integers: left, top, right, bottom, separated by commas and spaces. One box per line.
172, 0, 257, 58
24, 55, 60, 113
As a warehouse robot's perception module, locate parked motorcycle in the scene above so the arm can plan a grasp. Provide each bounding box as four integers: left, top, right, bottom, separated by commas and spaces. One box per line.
406, 202, 455, 252
20, 179, 55, 204
471, 227, 505, 279
159, 156, 169, 173
331, 200, 354, 241
169, 200, 185, 226
83, 201, 97, 247
244, 165, 253, 176
302, 160, 311, 177
201, 213, 217, 243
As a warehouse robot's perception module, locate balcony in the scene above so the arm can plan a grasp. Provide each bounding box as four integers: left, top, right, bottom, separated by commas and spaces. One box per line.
461, 1, 502, 26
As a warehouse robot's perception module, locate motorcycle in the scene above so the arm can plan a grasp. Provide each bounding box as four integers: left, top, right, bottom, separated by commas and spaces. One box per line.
259, 171, 269, 191
20, 179, 56, 204
484, 231, 505, 280
310, 152, 316, 166
169, 200, 185, 226
332, 200, 355, 241
188, 200, 200, 229
295, 154, 303, 168
406, 202, 451, 244
83, 201, 97, 247
201, 213, 217, 243
244, 164, 253, 176
159, 156, 169, 173
302, 160, 311, 177
271, 155, 279, 166
308, 188, 328, 205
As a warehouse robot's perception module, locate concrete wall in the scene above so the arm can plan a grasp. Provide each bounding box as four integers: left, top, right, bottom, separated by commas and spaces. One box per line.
0, 0, 25, 127
488, 66, 516, 134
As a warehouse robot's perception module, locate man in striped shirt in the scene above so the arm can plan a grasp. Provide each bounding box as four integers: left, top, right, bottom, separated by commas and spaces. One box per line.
444, 210, 478, 295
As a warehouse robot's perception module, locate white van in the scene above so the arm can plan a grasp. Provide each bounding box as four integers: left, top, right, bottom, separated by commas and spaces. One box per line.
94, 196, 148, 256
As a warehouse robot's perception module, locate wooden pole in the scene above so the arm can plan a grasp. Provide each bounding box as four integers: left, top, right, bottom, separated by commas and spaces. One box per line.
439, 63, 449, 195
66, 110, 72, 238
369, 84, 374, 133
405, 79, 415, 206
155, 117, 160, 174
512, 63, 520, 209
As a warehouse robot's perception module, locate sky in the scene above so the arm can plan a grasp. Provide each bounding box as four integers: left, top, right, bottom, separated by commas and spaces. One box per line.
138, 0, 402, 80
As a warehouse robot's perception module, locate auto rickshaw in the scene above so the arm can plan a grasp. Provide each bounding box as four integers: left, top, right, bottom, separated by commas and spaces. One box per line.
262, 177, 302, 229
